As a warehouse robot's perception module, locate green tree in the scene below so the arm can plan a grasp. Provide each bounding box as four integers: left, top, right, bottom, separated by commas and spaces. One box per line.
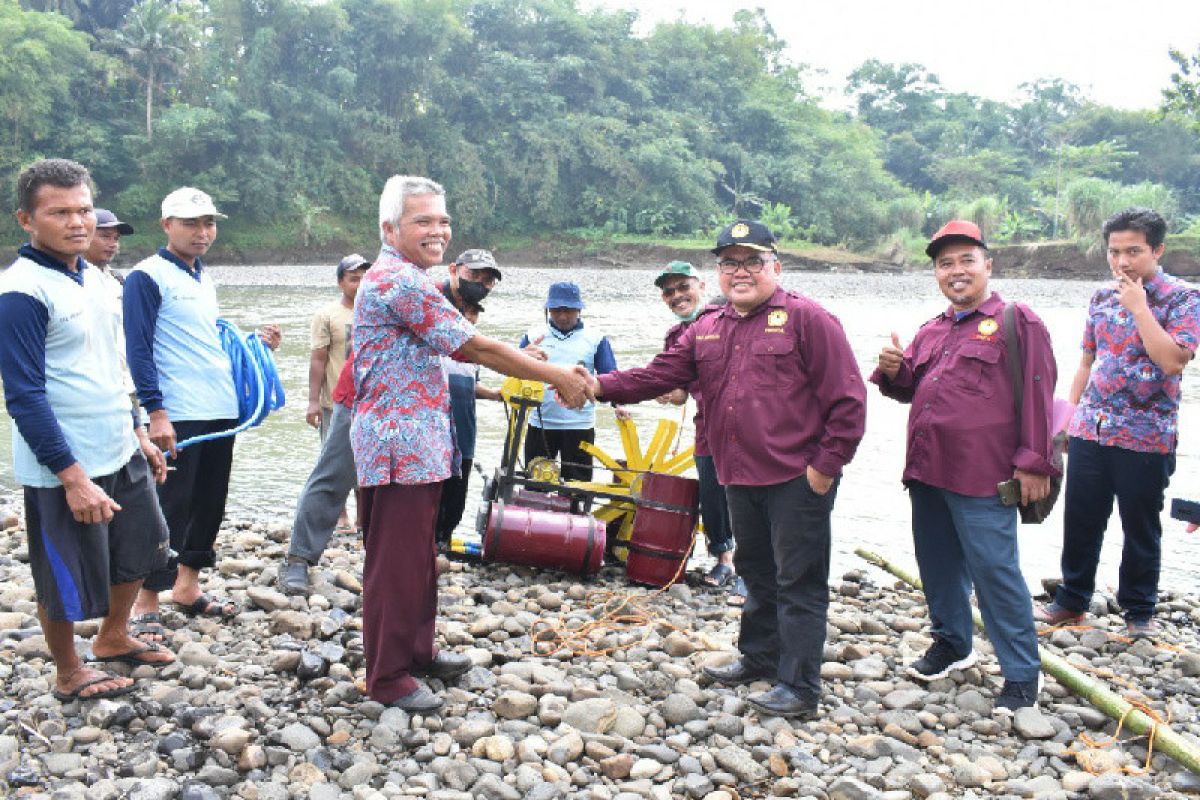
103, 0, 199, 140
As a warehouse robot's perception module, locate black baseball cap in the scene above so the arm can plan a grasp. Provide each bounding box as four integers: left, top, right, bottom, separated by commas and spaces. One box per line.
94, 208, 134, 235
712, 219, 777, 255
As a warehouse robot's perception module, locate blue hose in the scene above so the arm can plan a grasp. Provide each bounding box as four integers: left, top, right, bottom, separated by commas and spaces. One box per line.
176, 319, 286, 451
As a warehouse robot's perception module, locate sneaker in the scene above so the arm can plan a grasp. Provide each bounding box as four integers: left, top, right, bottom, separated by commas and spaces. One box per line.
1125, 618, 1158, 639
994, 675, 1041, 712
907, 639, 976, 682
1033, 601, 1084, 626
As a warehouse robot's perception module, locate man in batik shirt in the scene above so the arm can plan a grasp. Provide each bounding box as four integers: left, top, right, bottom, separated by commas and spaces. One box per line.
352, 175, 589, 712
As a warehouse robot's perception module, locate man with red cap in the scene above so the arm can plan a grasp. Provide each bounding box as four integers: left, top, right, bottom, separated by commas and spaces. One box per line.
871, 220, 1058, 711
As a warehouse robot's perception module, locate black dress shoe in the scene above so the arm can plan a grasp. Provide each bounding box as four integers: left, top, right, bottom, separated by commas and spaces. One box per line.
385, 685, 443, 713
413, 650, 472, 681
703, 658, 774, 686
747, 684, 818, 719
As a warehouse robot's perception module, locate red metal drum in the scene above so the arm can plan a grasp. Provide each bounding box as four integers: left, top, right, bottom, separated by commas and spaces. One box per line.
624, 473, 700, 587
510, 489, 574, 513
481, 501, 605, 577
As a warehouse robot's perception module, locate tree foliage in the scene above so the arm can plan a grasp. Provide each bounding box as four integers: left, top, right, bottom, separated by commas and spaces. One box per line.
3, 0, 1196, 252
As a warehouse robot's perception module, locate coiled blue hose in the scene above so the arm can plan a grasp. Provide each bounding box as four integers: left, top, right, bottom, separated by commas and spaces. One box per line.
176, 318, 286, 451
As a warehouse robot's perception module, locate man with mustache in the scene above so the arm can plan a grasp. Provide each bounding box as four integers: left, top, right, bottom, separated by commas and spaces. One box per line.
353, 175, 589, 712
653, 261, 740, 598
1036, 208, 1200, 637
872, 220, 1057, 711
584, 219, 866, 719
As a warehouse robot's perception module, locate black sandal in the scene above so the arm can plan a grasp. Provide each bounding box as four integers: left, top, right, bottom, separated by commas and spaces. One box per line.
131, 612, 166, 643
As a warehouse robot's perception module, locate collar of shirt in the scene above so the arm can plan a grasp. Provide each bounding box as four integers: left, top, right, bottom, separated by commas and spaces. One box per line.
18, 243, 86, 286
157, 246, 204, 281
379, 243, 427, 269
1145, 269, 1167, 297
941, 291, 1002, 322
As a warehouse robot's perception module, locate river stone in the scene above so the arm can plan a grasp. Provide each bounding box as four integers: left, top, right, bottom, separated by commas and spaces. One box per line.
246, 586, 290, 611
828, 777, 885, 800
546, 731, 584, 765
1087, 775, 1162, 799
610, 705, 646, 738
179, 785, 220, 800
1012, 707, 1056, 739
177, 642, 218, 668
479, 734, 516, 762
210, 728, 252, 754
955, 689, 992, 716
714, 746, 767, 783
494, 691, 538, 719
277, 722, 320, 751
338, 762, 379, 789
852, 659, 888, 680
42, 752, 82, 776
270, 610, 315, 637
909, 773, 945, 798
127, 779, 179, 800
662, 693, 701, 725
561, 698, 616, 733
237, 744, 267, 771
951, 761, 991, 788
883, 688, 927, 710
453, 719, 495, 747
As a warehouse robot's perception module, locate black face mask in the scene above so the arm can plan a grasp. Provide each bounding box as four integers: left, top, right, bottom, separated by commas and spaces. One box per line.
457, 278, 491, 305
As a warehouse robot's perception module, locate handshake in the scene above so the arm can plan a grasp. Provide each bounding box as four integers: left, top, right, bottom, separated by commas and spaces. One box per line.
550, 364, 600, 409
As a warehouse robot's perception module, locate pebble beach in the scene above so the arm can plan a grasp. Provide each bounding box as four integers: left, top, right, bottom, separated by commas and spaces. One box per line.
0, 510, 1199, 800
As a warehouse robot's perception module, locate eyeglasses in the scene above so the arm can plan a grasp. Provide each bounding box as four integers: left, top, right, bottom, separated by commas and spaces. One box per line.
717, 255, 772, 274
660, 281, 696, 298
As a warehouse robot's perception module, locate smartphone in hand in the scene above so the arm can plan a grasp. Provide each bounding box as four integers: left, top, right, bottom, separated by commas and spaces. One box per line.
1169, 498, 1200, 524
997, 478, 1022, 507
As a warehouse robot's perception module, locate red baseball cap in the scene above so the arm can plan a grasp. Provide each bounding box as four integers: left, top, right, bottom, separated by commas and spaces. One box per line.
926, 220, 987, 259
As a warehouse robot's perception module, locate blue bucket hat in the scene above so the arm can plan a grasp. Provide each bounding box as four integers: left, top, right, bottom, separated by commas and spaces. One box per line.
545, 281, 584, 310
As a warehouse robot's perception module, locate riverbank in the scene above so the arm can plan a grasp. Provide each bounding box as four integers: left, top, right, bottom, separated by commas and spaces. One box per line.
2, 234, 1198, 280
0, 509, 1198, 799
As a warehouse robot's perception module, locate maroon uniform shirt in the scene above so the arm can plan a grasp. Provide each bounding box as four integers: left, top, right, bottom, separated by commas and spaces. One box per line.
869, 292, 1059, 497
600, 287, 866, 486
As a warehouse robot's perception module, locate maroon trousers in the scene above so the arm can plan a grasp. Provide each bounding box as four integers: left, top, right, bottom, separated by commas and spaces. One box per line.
360, 481, 443, 703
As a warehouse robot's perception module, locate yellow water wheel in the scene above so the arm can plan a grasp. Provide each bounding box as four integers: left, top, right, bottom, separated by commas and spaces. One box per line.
571, 417, 695, 561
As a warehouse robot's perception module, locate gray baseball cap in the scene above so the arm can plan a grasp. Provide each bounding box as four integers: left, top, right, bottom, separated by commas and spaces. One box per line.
455, 249, 502, 280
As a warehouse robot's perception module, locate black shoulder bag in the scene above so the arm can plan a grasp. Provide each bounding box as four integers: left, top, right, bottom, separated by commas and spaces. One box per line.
1001, 303, 1064, 524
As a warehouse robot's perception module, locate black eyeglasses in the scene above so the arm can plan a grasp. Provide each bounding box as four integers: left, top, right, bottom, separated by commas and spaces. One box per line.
717, 255, 771, 274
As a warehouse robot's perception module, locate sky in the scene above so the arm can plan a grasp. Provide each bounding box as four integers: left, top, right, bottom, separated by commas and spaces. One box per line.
586, 0, 1200, 111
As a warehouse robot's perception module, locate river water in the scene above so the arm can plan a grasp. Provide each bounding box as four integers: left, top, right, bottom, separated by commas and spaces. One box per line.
2, 264, 1198, 595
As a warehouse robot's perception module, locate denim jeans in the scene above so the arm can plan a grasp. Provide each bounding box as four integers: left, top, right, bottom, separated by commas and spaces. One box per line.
695, 454, 733, 556
726, 472, 837, 700
288, 403, 356, 565
908, 481, 1039, 682
1054, 437, 1173, 621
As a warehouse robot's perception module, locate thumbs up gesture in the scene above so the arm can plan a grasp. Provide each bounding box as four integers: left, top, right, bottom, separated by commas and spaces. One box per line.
877, 332, 905, 380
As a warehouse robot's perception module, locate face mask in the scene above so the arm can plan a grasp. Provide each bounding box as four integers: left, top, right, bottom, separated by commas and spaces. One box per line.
675, 306, 703, 323
457, 278, 491, 305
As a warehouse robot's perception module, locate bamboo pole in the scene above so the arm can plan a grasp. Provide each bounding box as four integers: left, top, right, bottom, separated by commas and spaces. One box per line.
855, 547, 1200, 776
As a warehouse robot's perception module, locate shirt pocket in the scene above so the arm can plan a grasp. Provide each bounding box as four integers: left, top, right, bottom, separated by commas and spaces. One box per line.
952, 341, 1001, 398
1122, 359, 1167, 405
750, 336, 800, 391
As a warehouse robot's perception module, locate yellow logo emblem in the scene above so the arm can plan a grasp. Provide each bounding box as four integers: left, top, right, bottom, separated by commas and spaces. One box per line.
978, 318, 998, 336
730, 223, 750, 238
767, 310, 788, 327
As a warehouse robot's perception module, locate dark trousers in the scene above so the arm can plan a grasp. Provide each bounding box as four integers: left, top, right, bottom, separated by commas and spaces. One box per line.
361, 481, 443, 703
436, 459, 472, 544
726, 473, 837, 701
1054, 437, 1173, 621
525, 426, 595, 482
695, 454, 733, 556
144, 418, 237, 592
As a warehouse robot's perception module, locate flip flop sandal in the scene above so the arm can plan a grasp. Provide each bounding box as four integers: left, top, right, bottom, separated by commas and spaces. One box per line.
131, 612, 166, 643
52, 671, 136, 702
727, 576, 748, 607
175, 594, 239, 618
701, 562, 735, 588
91, 641, 175, 667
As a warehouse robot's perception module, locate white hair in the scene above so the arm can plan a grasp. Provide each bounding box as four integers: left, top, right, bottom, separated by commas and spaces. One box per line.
378, 175, 445, 243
